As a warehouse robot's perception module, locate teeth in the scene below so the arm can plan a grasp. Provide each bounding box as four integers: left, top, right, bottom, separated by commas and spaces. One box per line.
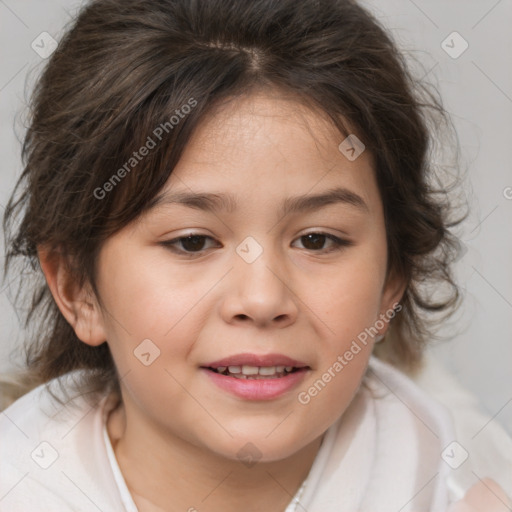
212, 365, 299, 378
242, 365, 259, 375
259, 366, 278, 376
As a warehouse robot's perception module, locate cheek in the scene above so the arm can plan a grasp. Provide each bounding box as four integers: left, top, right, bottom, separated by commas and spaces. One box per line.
94, 247, 210, 381
307, 255, 386, 343
97, 243, 205, 334
296, 249, 385, 411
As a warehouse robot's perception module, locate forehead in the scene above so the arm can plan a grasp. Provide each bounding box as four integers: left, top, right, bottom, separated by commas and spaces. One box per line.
150, 90, 380, 218
182, 90, 365, 170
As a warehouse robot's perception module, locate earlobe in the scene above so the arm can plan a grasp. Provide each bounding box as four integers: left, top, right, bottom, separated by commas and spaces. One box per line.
376, 270, 407, 338
383, 267, 407, 308
37, 245, 107, 347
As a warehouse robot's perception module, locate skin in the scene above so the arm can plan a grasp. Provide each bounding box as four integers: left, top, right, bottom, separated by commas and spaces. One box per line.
40, 89, 406, 512
447, 479, 512, 512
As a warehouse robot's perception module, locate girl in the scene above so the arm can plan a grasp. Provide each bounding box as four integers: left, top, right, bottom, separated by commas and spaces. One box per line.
1, 0, 511, 510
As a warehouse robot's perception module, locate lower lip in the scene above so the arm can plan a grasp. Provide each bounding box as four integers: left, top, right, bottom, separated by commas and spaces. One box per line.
201, 368, 309, 400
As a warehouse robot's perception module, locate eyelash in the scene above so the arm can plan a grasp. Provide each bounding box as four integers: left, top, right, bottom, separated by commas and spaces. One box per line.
160, 232, 353, 257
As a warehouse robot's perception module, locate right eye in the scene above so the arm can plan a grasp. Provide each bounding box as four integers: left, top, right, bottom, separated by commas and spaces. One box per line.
160, 234, 221, 256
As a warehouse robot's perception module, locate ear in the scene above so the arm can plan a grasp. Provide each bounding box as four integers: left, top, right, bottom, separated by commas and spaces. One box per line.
376, 269, 407, 337
37, 246, 107, 347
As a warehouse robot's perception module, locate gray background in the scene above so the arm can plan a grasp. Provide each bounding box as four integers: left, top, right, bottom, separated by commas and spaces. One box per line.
0, 0, 511, 435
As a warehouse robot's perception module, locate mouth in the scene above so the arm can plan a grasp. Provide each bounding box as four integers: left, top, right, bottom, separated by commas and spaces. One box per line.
201, 352, 310, 379
203, 365, 306, 379
200, 353, 311, 400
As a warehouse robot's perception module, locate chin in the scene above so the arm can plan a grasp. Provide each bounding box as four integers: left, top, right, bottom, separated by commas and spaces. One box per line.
210, 431, 313, 465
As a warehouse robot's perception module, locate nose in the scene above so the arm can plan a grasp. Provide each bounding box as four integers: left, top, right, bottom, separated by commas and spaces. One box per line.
219, 250, 299, 329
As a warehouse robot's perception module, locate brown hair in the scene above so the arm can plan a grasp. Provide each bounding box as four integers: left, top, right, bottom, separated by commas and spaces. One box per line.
2, 0, 465, 403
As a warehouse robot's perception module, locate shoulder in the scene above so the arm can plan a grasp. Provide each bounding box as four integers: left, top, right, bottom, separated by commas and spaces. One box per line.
0, 372, 94, 459
0, 371, 103, 451
367, 354, 512, 506
0, 372, 124, 511
410, 352, 512, 502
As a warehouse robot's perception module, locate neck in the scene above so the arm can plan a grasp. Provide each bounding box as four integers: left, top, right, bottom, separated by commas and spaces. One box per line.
106, 397, 323, 512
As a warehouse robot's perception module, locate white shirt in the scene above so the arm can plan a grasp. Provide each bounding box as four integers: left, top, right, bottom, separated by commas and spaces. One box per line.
1, 356, 510, 511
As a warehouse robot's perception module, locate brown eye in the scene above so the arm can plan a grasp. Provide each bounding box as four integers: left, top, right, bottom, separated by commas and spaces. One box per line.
301, 233, 327, 250
180, 235, 207, 252
161, 234, 220, 255
293, 232, 352, 253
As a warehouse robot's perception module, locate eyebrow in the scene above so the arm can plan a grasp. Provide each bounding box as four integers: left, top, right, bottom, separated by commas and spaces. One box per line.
147, 186, 369, 217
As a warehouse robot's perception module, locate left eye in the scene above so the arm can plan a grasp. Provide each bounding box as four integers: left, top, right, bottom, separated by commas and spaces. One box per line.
292, 232, 351, 252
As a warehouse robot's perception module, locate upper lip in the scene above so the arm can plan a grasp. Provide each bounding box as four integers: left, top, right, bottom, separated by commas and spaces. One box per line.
202, 353, 309, 369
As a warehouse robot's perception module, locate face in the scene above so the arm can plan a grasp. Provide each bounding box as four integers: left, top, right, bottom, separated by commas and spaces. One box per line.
90, 90, 403, 462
